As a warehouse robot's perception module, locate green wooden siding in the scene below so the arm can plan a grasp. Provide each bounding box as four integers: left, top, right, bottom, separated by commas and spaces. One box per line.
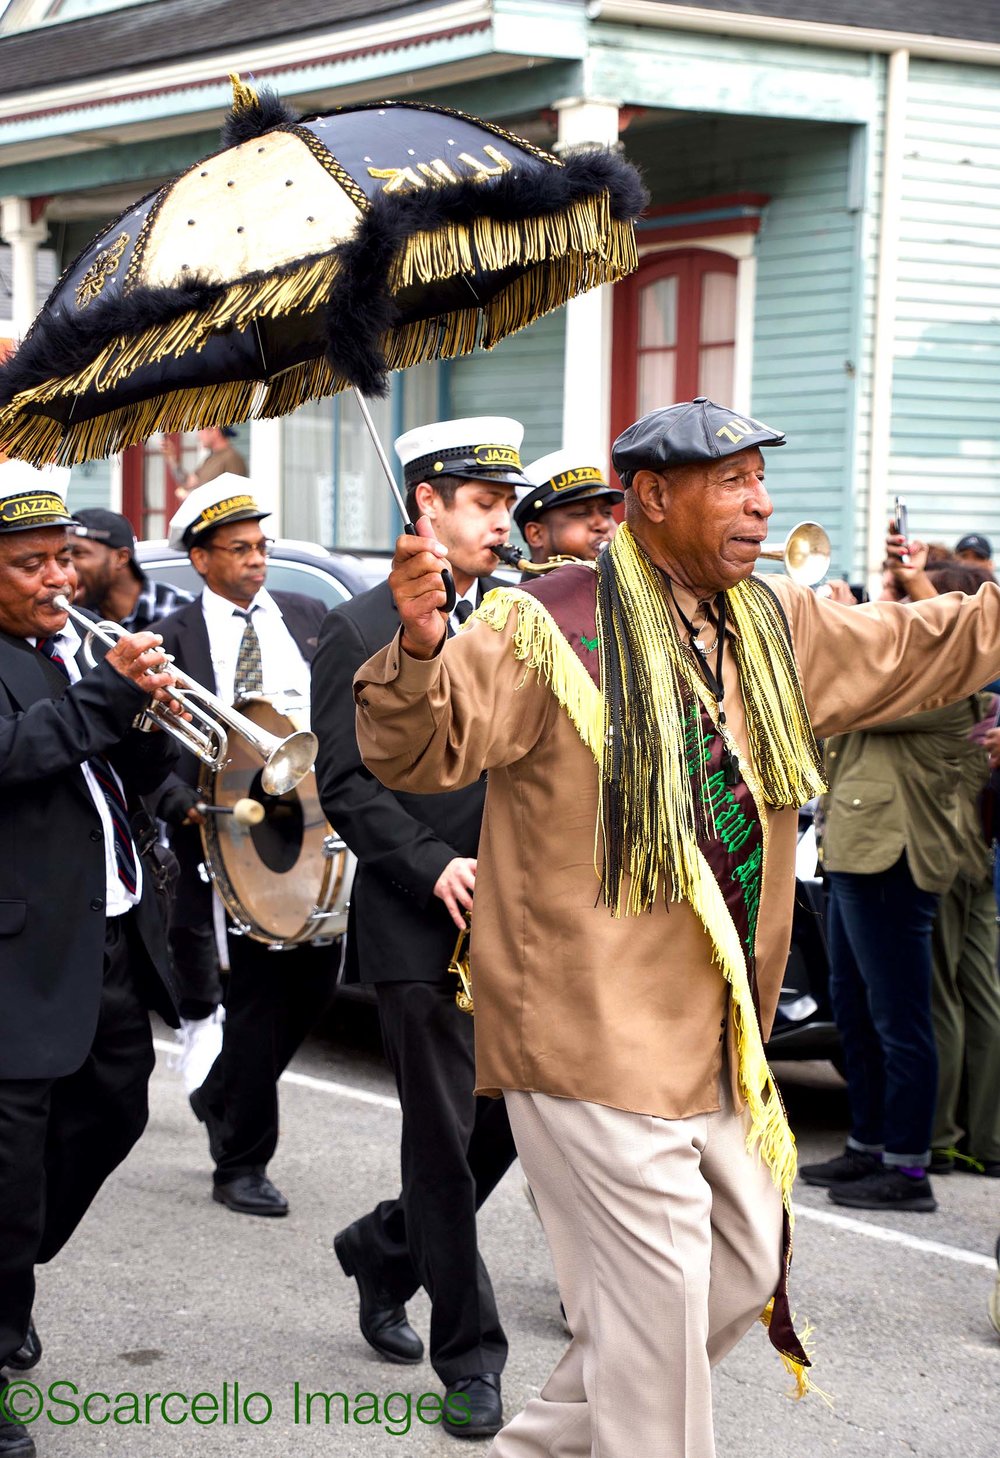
446, 308, 566, 467
589, 22, 877, 126
624, 115, 862, 574
887, 58, 1000, 552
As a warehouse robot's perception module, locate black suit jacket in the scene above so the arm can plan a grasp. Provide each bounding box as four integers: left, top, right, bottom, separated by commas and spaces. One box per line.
0, 628, 179, 1080
150, 590, 327, 924
311, 577, 501, 985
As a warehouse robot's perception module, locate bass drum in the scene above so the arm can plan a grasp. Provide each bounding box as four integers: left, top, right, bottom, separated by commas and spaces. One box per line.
199, 696, 355, 946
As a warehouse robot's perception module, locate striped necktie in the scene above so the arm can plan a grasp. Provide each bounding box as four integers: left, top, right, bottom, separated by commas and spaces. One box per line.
37, 636, 138, 896
233, 607, 263, 698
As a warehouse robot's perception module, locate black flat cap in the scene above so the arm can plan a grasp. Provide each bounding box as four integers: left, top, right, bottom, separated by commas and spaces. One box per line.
72, 507, 137, 555
612, 397, 785, 487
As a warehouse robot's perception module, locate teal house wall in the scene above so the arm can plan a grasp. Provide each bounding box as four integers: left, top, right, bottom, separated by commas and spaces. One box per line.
611, 116, 862, 573
447, 310, 566, 468
888, 58, 1000, 552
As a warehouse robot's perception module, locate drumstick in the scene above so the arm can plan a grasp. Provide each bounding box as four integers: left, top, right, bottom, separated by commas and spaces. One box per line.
196, 798, 266, 827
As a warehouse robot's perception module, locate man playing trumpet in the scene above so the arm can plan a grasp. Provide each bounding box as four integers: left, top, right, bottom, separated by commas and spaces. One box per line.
0, 463, 181, 1458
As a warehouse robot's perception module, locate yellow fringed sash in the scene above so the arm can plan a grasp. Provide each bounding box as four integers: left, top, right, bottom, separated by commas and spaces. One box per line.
475, 565, 827, 1399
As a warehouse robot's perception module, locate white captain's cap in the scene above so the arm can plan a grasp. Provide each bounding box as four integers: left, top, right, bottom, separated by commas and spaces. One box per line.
514, 448, 622, 532
168, 473, 271, 552
0, 460, 74, 534
394, 416, 530, 490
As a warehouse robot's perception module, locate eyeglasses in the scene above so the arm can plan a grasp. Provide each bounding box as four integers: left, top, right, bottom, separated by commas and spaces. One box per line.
203, 537, 274, 560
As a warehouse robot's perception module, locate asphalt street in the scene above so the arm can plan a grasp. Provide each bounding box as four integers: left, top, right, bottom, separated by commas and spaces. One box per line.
13, 1007, 1000, 1458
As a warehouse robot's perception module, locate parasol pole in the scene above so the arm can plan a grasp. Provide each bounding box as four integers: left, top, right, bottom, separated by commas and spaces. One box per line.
351, 386, 457, 611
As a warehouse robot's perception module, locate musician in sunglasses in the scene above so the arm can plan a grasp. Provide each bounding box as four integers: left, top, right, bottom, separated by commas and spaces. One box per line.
149, 477, 334, 1220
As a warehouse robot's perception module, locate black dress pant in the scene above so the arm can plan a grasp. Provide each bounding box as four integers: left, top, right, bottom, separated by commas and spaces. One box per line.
359, 979, 517, 1385
197, 928, 337, 1183
0, 913, 154, 1366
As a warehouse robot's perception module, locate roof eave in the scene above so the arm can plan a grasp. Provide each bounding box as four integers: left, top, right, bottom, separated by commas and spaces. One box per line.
587, 1, 1000, 66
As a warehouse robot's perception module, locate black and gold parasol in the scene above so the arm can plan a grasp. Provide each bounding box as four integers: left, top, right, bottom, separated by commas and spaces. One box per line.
0, 81, 646, 465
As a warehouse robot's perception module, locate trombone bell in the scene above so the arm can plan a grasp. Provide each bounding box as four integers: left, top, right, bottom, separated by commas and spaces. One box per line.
758, 521, 831, 588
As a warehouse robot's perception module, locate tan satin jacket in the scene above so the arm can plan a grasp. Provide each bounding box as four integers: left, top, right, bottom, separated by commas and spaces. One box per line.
353, 579, 1000, 1120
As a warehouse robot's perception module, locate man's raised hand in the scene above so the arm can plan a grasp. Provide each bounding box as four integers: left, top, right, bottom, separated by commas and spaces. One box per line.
389, 512, 451, 659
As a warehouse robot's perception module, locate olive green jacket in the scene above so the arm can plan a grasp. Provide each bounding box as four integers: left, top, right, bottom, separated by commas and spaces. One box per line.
821, 699, 984, 893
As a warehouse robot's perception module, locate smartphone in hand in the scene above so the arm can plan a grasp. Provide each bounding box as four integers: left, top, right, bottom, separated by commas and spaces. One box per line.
892, 495, 911, 566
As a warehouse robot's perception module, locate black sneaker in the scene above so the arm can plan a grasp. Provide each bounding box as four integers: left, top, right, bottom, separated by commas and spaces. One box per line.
829, 1167, 937, 1212
929, 1149, 956, 1174
799, 1148, 882, 1187
0, 1376, 36, 1456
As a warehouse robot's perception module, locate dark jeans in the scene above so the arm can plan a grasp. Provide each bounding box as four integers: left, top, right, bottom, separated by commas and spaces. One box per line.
827, 854, 939, 1166
358, 980, 517, 1385
0, 913, 154, 1365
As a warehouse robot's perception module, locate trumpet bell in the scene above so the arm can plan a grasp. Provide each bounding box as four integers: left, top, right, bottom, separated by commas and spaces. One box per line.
759, 521, 831, 588
260, 729, 319, 797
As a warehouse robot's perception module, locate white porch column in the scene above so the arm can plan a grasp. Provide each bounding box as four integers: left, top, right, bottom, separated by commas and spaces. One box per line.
553, 98, 620, 473
0, 196, 48, 336
249, 417, 284, 532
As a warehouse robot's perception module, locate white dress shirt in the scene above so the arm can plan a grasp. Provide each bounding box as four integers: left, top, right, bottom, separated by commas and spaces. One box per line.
200, 585, 311, 706
449, 584, 479, 637
39, 620, 142, 916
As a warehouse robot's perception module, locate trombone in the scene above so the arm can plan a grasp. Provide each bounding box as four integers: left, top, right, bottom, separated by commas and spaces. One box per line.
53, 595, 318, 796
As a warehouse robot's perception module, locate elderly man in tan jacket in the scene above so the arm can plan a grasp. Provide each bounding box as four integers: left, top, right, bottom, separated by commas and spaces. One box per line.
350, 397, 1000, 1458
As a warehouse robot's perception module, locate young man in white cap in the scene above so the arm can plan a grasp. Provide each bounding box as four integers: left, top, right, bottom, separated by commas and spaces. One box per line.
311, 419, 523, 1439
150, 476, 335, 1217
0, 462, 181, 1458
516, 449, 622, 568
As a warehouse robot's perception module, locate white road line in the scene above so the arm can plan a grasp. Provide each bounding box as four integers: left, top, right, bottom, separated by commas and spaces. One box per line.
151, 1038, 400, 1112
279, 1067, 400, 1111
153, 1039, 994, 1268
794, 1202, 996, 1270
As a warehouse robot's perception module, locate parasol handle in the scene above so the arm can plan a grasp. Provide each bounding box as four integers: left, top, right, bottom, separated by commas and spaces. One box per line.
351, 387, 457, 613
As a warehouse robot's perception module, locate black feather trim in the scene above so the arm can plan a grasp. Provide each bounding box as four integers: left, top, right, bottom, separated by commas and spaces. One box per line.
0, 279, 223, 408
220, 87, 299, 148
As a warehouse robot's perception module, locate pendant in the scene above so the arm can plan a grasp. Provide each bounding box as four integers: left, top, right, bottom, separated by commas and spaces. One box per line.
718, 724, 740, 786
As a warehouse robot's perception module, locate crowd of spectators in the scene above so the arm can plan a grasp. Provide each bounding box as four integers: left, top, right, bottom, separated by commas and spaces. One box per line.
804, 531, 1000, 1216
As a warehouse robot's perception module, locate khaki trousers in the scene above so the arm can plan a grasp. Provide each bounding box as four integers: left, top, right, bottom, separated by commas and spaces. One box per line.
492, 1087, 783, 1458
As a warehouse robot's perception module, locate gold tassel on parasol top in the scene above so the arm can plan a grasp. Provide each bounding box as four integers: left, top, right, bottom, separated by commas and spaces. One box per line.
0, 79, 646, 468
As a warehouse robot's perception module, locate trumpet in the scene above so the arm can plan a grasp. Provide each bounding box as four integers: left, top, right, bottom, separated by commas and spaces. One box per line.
758, 521, 831, 588
52, 595, 318, 796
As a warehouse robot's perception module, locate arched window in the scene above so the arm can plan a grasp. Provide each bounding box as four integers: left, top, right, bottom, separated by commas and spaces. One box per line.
611, 248, 738, 444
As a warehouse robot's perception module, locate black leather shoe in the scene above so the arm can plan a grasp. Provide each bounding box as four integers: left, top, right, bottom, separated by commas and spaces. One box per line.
212, 1172, 288, 1216
0, 1377, 36, 1456
333, 1223, 423, 1365
189, 1087, 226, 1165
443, 1372, 503, 1438
4, 1322, 41, 1373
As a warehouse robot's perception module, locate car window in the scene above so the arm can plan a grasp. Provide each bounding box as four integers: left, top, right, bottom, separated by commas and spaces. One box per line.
141, 557, 351, 610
